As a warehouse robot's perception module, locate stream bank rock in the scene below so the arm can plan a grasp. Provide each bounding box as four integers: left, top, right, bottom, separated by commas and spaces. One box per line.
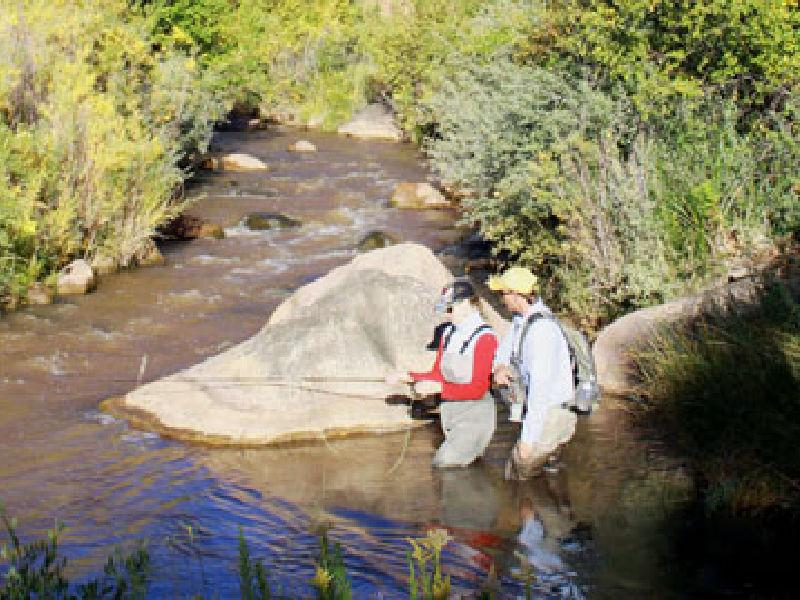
390, 183, 450, 209
113, 244, 460, 444
159, 214, 224, 240
26, 282, 53, 305
288, 140, 317, 153
593, 276, 765, 396
57, 259, 95, 296
337, 104, 403, 141
203, 153, 269, 172
133, 239, 165, 267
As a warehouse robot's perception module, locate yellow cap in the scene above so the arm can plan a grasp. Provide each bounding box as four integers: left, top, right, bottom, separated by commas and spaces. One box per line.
487, 267, 538, 295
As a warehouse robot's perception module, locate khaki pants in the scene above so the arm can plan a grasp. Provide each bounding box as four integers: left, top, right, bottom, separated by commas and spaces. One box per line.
505, 405, 576, 480
432, 394, 496, 468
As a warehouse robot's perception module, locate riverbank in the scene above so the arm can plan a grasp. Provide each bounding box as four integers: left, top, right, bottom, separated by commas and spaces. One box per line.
632, 260, 800, 518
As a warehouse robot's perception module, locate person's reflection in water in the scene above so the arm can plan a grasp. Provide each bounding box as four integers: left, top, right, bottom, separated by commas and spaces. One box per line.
428, 465, 508, 574
513, 472, 585, 598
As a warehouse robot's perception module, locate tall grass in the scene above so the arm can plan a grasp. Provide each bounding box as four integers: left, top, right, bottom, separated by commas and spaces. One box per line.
634, 281, 800, 514
0, 506, 150, 599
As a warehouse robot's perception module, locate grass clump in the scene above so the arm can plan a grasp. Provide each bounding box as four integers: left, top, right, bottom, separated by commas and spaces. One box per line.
634, 281, 800, 515
312, 531, 352, 600
0, 506, 150, 599
238, 528, 271, 600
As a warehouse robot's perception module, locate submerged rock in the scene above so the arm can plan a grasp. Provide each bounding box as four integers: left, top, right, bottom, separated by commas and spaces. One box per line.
26, 282, 53, 305
357, 230, 398, 252
242, 212, 302, 231
390, 183, 450, 209
337, 103, 403, 141
111, 244, 511, 445
160, 214, 225, 240
288, 140, 317, 153
57, 259, 96, 296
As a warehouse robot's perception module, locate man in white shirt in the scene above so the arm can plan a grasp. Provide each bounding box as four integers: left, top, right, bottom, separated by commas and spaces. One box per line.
488, 267, 577, 479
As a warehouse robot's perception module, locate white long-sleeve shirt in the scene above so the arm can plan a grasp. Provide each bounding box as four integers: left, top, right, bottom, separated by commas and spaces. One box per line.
494, 299, 574, 444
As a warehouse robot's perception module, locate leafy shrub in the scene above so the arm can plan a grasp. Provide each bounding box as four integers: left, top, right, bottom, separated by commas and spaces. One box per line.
425, 54, 799, 323
0, 0, 222, 308
519, 0, 800, 120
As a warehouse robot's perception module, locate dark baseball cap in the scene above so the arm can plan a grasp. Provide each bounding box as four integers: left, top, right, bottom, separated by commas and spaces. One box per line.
434, 278, 476, 313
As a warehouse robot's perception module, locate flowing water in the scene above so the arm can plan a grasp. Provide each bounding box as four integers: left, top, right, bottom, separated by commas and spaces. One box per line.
0, 128, 710, 598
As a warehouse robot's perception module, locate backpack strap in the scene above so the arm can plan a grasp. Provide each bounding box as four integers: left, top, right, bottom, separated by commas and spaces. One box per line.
441, 323, 456, 351
513, 312, 571, 367
459, 324, 492, 354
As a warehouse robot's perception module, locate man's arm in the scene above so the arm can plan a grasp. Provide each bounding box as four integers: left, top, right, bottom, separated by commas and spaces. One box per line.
492, 318, 518, 386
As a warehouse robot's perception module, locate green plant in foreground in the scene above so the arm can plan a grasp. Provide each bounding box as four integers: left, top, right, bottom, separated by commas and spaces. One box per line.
312, 532, 351, 600
406, 528, 451, 600
0, 506, 150, 599
0, 509, 68, 599
237, 528, 271, 600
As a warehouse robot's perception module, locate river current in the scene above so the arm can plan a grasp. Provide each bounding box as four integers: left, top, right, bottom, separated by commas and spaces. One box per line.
1, 128, 701, 598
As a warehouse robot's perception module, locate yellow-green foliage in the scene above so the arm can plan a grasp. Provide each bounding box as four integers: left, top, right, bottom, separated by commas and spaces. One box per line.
520, 0, 800, 118
0, 0, 221, 307
147, 0, 535, 133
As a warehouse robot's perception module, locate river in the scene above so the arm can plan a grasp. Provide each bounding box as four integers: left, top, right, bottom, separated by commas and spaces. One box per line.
0, 128, 712, 598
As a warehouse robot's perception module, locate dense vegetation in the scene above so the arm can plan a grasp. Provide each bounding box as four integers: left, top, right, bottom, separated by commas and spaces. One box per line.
0, 0, 223, 309
2, 0, 797, 322
634, 279, 800, 516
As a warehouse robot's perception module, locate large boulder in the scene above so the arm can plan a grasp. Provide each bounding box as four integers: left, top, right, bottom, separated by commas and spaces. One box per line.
111, 244, 463, 444
390, 183, 450, 209
593, 276, 765, 396
57, 259, 95, 296
337, 104, 403, 142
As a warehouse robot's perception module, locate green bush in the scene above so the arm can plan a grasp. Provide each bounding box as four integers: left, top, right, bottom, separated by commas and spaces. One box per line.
0, 0, 222, 308
519, 0, 800, 120
0, 507, 150, 599
424, 53, 799, 323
